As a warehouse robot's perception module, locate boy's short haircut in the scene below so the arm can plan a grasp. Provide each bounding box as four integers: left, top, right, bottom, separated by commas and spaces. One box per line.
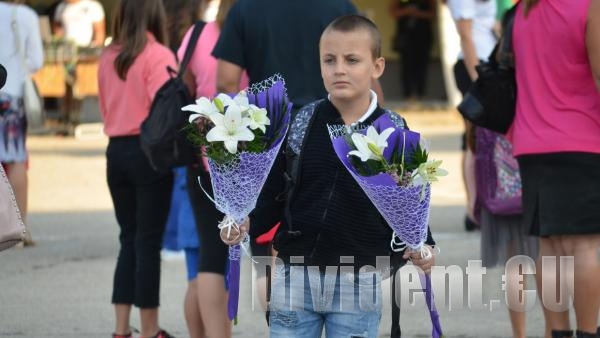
323, 14, 382, 58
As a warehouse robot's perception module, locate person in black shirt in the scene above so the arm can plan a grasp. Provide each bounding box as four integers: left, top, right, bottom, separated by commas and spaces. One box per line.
211, 0, 384, 109
226, 15, 437, 338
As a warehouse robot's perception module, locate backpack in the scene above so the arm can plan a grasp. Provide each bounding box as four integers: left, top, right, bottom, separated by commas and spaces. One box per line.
140, 21, 206, 172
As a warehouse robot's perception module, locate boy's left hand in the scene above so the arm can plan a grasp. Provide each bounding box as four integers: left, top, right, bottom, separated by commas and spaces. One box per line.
403, 245, 436, 274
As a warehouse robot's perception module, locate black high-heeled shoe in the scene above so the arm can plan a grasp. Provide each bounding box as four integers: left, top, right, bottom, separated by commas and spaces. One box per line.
464, 216, 478, 232
552, 330, 574, 338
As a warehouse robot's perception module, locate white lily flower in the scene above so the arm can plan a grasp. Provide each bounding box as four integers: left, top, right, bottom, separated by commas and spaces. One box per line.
348, 126, 395, 162
206, 104, 255, 154
414, 160, 448, 185
233, 91, 250, 108
247, 107, 270, 133
183, 97, 220, 123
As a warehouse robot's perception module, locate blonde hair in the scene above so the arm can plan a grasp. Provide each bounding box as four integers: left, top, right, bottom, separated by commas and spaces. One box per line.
523, 0, 540, 16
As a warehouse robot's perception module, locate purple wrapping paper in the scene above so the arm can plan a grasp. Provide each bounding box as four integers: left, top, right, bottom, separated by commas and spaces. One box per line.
330, 113, 443, 337
203, 75, 292, 322
331, 121, 429, 250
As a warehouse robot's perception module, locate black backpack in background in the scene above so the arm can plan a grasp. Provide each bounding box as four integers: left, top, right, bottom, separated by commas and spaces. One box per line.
140, 21, 206, 172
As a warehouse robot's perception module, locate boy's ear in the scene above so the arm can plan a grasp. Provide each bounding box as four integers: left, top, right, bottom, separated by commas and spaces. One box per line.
373, 56, 385, 79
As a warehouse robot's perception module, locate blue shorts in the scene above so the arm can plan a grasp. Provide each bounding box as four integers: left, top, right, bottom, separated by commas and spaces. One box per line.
184, 248, 199, 281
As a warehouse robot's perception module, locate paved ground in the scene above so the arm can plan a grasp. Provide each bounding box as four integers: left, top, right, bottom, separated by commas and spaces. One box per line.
0, 110, 550, 338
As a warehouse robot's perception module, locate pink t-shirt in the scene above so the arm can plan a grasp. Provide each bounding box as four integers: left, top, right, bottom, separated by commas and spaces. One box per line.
177, 21, 248, 99
98, 33, 177, 137
509, 1, 600, 156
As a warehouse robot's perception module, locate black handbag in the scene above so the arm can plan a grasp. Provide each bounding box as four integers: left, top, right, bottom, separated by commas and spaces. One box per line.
457, 5, 518, 134
140, 21, 206, 172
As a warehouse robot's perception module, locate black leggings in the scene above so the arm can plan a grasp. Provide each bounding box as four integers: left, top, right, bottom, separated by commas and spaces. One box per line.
107, 136, 173, 308
186, 164, 229, 274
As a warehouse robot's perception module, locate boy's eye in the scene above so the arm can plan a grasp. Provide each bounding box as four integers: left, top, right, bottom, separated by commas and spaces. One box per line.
323, 58, 335, 64
346, 58, 359, 64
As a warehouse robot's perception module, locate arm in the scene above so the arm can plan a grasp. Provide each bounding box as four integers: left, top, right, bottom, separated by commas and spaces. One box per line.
216, 59, 243, 93
587, 0, 600, 92
90, 2, 106, 47
455, 18, 479, 81
92, 20, 106, 47
25, 9, 44, 72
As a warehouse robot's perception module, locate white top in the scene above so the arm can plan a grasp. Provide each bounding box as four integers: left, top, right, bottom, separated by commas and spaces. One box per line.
327, 89, 378, 125
54, 0, 105, 47
446, 0, 497, 60
0, 3, 44, 98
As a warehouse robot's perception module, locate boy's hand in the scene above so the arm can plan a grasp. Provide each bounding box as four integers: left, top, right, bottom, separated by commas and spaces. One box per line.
220, 217, 250, 246
403, 245, 436, 274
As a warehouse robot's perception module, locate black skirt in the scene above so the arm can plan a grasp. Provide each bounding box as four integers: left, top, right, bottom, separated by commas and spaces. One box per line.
518, 152, 600, 236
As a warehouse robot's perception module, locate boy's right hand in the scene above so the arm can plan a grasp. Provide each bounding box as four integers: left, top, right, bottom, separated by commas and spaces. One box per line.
220, 217, 250, 246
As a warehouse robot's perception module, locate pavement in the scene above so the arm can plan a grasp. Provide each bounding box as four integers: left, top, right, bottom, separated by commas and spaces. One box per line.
0, 110, 550, 338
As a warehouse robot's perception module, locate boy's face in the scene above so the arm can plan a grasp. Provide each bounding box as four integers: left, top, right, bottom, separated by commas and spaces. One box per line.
319, 29, 384, 104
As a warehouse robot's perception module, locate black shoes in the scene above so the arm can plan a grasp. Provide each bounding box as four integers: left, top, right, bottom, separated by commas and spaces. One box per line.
464, 216, 479, 232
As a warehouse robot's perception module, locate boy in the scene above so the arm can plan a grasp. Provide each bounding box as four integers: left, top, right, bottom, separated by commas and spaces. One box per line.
227, 15, 437, 337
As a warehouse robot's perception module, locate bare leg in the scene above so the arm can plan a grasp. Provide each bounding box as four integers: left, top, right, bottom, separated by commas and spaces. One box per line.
560, 234, 600, 334
506, 260, 527, 338
139, 308, 161, 338
185, 278, 205, 338
255, 276, 268, 312
464, 148, 477, 222
536, 238, 571, 338
196, 272, 231, 338
114, 303, 132, 336
6, 162, 33, 245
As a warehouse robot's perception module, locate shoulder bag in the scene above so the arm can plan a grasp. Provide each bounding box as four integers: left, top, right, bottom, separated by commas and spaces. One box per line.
12, 6, 45, 130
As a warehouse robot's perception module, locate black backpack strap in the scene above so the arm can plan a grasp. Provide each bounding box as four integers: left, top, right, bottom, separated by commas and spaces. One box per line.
178, 21, 206, 77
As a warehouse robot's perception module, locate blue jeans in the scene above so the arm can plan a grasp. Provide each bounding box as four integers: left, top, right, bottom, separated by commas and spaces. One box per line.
269, 264, 382, 338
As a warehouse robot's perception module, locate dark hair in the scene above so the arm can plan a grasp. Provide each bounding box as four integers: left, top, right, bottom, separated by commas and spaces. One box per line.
111, 0, 168, 80
164, 0, 202, 52
323, 14, 382, 58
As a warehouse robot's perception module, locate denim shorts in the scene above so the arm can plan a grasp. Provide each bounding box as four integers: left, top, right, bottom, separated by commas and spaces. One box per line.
269, 264, 382, 338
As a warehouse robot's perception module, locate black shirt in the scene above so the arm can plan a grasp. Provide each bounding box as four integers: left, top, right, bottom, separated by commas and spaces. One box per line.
211, 0, 357, 108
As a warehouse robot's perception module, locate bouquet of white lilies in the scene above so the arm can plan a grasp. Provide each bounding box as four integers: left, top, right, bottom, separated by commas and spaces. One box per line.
328, 112, 446, 338
184, 74, 292, 323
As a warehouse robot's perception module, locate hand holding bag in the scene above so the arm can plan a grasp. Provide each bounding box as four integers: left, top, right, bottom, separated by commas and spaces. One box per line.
12, 6, 44, 130
0, 165, 26, 252
457, 4, 518, 134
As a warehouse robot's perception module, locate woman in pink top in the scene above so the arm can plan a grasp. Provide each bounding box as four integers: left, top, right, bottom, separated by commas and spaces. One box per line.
512, 1, 600, 337
176, 1, 250, 337
97, 0, 176, 337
